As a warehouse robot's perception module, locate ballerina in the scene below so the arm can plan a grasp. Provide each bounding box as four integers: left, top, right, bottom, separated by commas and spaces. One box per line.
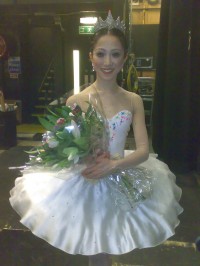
10, 11, 183, 266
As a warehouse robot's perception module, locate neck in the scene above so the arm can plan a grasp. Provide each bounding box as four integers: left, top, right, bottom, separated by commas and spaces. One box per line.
94, 78, 119, 94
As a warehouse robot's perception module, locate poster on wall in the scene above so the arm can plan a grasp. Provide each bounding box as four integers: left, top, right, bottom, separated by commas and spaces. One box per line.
8, 56, 21, 79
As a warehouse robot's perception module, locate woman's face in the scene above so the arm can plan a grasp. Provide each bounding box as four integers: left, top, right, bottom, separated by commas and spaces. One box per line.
90, 34, 127, 81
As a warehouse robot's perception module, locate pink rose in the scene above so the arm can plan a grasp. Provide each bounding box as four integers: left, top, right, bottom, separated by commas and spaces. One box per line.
56, 118, 65, 125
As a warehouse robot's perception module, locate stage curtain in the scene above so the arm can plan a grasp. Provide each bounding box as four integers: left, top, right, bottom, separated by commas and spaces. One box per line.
152, 0, 200, 173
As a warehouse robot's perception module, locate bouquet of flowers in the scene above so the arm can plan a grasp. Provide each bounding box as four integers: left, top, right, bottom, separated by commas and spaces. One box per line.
27, 102, 108, 171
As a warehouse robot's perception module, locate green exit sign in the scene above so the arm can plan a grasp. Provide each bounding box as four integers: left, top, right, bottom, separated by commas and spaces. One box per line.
79, 26, 94, 35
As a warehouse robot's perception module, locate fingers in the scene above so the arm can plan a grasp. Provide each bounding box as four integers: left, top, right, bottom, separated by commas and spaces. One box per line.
95, 152, 110, 162
82, 165, 96, 176
82, 167, 105, 179
82, 160, 109, 179
81, 153, 111, 179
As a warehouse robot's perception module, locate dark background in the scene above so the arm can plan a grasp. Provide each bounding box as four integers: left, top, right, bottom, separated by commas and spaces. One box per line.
0, 0, 158, 122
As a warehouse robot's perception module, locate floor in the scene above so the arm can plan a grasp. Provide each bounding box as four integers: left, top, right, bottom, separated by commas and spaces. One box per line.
0, 123, 200, 265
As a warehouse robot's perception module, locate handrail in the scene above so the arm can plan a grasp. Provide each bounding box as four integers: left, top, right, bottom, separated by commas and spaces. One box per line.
38, 56, 54, 93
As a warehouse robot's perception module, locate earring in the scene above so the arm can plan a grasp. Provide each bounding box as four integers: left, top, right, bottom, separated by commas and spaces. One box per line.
92, 64, 95, 72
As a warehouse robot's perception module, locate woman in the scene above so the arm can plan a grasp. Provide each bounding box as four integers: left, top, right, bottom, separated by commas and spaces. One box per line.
10, 11, 183, 266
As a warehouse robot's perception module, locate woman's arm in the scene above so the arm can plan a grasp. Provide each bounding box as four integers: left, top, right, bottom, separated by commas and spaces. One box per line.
114, 93, 149, 169
66, 92, 89, 112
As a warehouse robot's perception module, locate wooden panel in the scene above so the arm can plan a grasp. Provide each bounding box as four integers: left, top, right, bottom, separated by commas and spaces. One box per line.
131, 0, 161, 25
132, 10, 145, 24
132, 9, 160, 24
145, 10, 160, 24
132, 1, 161, 10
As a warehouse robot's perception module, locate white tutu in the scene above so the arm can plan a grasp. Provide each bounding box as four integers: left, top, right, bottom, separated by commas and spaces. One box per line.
9, 153, 183, 255
9, 111, 183, 255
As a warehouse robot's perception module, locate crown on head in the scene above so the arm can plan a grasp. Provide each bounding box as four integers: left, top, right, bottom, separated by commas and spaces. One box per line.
94, 10, 126, 34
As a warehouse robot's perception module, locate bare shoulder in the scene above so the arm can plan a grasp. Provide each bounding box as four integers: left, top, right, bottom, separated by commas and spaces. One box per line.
66, 94, 78, 106
66, 85, 92, 108
119, 88, 143, 113
130, 91, 143, 103
119, 87, 137, 97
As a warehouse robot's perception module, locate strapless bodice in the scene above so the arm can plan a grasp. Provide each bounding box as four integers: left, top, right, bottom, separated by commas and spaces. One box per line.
108, 110, 132, 158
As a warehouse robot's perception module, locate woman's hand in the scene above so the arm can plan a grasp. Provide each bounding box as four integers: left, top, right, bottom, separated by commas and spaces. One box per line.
81, 152, 117, 179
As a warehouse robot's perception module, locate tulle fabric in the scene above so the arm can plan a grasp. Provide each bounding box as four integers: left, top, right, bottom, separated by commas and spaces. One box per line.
9, 153, 183, 255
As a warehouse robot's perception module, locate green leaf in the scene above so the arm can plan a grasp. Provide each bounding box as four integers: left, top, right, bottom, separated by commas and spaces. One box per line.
55, 158, 71, 169
25, 146, 45, 154
62, 147, 79, 156
25, 149, 41, 154
56, 130, 72, 140
38, 117, 54, 131
45, 107, 60, 117
73, 137, 90, 151
46, 114, 59, 124
57, 145, 71, 158
55, 106, 71, 118
61, 106, 72, 116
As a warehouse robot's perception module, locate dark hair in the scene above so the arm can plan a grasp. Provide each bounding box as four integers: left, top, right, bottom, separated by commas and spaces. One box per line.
90, 28, 128, 56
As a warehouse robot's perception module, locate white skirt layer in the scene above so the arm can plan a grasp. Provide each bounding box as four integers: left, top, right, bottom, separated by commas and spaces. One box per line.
9, 153, 183, 255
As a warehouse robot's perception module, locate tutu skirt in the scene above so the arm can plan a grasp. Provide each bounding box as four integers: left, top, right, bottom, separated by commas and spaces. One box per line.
9, 152, 183, 255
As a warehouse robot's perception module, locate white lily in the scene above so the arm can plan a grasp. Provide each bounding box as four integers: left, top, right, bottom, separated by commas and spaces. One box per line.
68, 153, 80, 164
63, 147, 80, 164
71, 120, 81, 138
47, 138, 59, 148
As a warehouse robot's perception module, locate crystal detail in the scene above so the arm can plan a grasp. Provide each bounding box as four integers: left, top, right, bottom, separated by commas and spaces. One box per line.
94, 10, 126, 34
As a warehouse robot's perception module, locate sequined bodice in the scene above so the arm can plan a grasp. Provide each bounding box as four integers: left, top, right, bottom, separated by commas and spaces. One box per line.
108, 110, 132, 158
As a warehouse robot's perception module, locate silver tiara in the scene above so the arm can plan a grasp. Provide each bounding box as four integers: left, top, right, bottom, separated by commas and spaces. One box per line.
94, 10, 126, 34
